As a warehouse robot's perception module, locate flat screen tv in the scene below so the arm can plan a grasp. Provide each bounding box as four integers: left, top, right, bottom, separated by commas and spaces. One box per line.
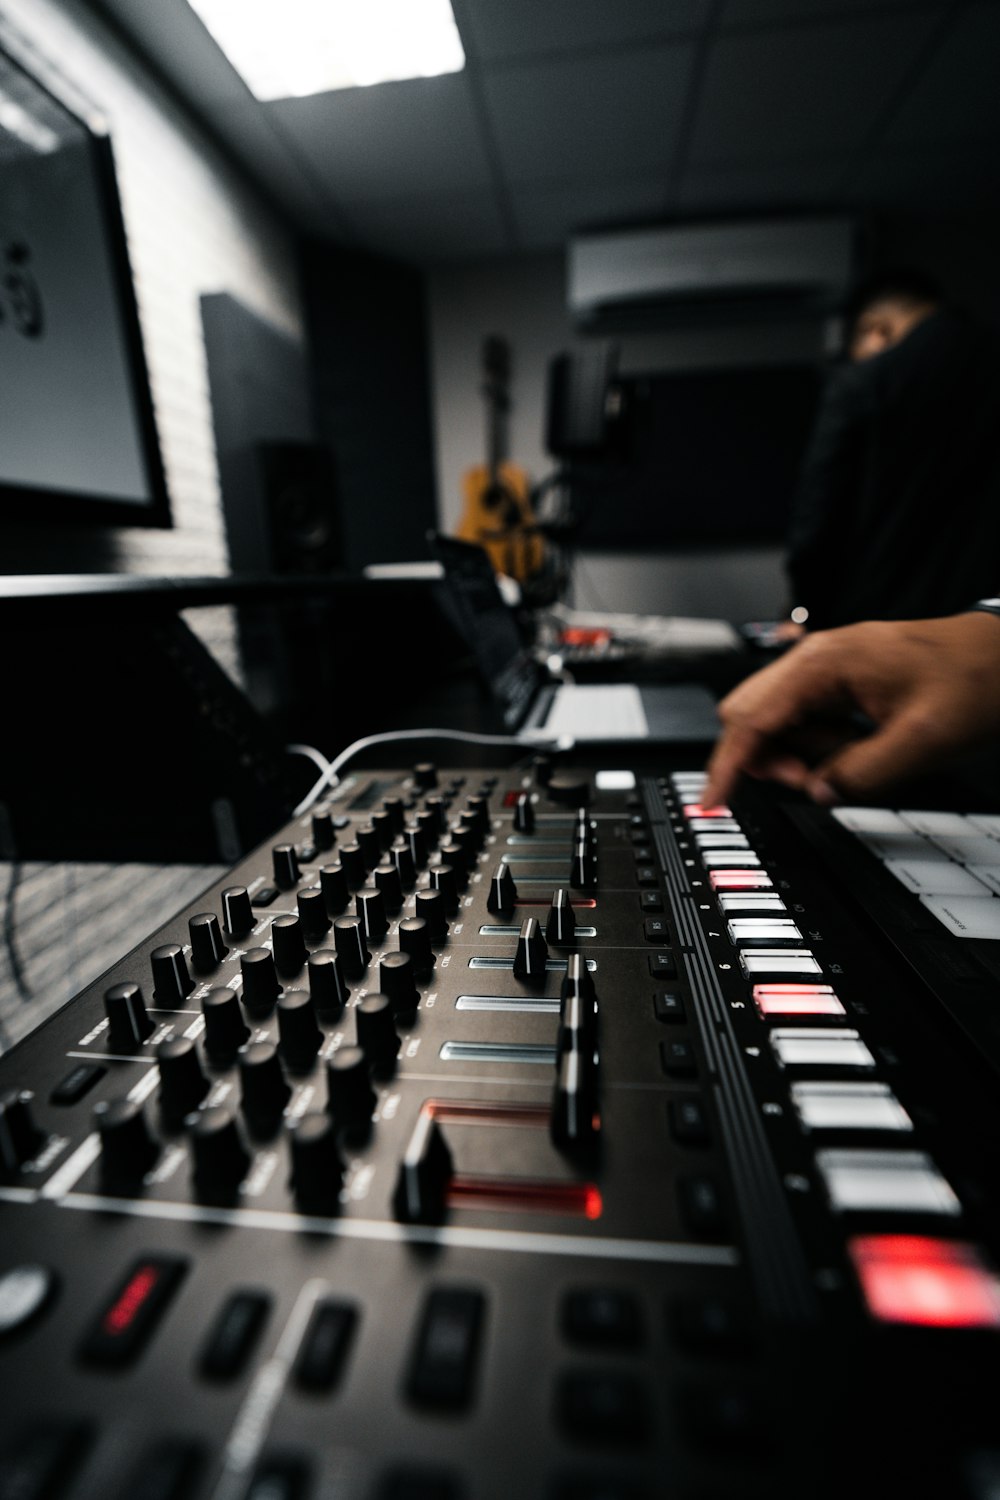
0, 43, 169, 525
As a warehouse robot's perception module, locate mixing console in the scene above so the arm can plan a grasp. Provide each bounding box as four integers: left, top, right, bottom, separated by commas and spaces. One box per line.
1, 756, 999, 1500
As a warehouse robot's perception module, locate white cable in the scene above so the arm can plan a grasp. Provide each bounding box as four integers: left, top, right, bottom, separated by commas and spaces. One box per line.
291, 727, 572, 817
285, 742, 334, 779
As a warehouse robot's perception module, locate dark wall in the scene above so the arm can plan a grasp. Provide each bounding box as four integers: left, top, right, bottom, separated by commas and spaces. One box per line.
300, 242, 438, 569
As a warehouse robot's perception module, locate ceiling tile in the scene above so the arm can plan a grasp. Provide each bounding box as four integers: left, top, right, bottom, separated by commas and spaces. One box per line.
689, 11, 940, 164
677, 156, 847, 214
481, 43, 695, 184
721, 0, 939, 24
457, 0, 706, 61
341, 189, 510, 264
881, 3, 1000, 145
512, 176, 672, 250
266, 73, 493, 203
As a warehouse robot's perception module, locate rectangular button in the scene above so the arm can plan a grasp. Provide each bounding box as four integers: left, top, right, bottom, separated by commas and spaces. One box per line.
832, 808, 909, 834
683, 803, 732, 819
686, 818, 741, 834
669, 1097, 710, 1143
661, 1039, 697, 1077
407, 1288, 485, 1410
294, 1299, 357, 1391
643, 918, 670, 942
739, 949, 822, 977
198, 1290, 271, 1380
816, 1149, 961, 1216
640, 891, 664, 912
968, 813, 1000, 838
636, 866, 659, 887
699, 851, 762, 868
693, 832, 750, 849
718, 893, 786, 913
790, 1081, 913, 1133
79, 1256, 188, 1367
727, 919, 803, 945
899, 810, 975, 838
678, 1174, 727, 1235
0, 1424, 90, 1500
928, 834, 1000, 866
753, 984, 844, 1018
848, 1235, 1000, 1327
653, 991, 686, 1023
709, 870, 773, 891
919, 895, 1000, 939
884, 858, 989, 896
770, 1028, 875, 1070
50, 1062, 106, 1106
649, 952, 678, 978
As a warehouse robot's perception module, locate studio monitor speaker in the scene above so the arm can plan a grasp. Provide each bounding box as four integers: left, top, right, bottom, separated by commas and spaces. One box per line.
256, 441, 343, 574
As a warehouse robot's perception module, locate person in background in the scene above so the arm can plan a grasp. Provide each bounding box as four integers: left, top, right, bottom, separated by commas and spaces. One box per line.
778, 269, 1000, 638
703, 606, 1000, 810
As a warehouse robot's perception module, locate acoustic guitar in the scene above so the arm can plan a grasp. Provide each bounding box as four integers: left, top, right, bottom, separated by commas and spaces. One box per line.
456, 335, 545, 583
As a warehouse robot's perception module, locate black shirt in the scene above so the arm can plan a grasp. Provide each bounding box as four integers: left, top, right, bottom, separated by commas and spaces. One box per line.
786, 309, 1000, 629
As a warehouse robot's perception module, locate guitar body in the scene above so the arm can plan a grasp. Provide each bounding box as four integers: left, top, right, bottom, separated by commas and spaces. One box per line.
457, 460, 545, 582
455, 335, 546, 585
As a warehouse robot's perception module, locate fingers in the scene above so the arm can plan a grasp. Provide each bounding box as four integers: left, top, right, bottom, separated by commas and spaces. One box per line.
810, 708, 951, 802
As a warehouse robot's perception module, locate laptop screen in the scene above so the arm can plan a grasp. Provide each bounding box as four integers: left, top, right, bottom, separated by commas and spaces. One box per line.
430, 535, 544, 731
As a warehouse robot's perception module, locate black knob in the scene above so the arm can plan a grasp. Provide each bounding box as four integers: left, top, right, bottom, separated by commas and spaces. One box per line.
450, 825, 480, 868
487, 863, 518, 915
189, 913, 229, 973
413, 810, 438, 851
94, 1097, 159, 1183
0, 1091, 44, 1175
240, 948, 282, 1016
356, 994, 401, 1074
374, 861, 403, 913
389, 840, 416, 889
339, 843, 367, 888
357, 824, 382, 867
546, 889, 577, 945
424, 796, 449, 835
326, 1046, 376, 1136
356, 887, 388, 945
189, 1106, 251, 1197
561, 951, 597, 1004
548, 774, 590, 806
105, 982, 155, 1050
430, 864, 459, 912
294, 886, 330, 942
202, 987, 250, 1063
333, 917, 370, 978
404, 823, 430, 868
550, 1046, 599, 1151
465, 795, 491, 835
271, 915, 308, 979
157, 1036, 209, 1126
414, 888, 449, 941
150, 944, 195, 1005
239, 1041, 291, 1130
371, 810, 394, 850
272, 843, 301, 890
533, 754, 553, 786
513, 793, 535, 833
393, 1112, 453, 1224
379, 951, 419, 1022
438, 842, 468, 885
383, 796, 406, 833
276, 989, 323, 1070
414, 761, 438, 790
222, 886, 255, 939
398, 917, 435, 977
311, 808, 336, 851
319, 863, 349, 915
571, 842, 598, 890
288, 1112, 343, 1209
513, 917, 549, 981
307, 950, 350, 1016
559, 987, 598, 1057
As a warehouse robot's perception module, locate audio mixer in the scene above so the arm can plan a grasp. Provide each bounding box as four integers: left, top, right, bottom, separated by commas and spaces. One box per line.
1, 755, 999, 1500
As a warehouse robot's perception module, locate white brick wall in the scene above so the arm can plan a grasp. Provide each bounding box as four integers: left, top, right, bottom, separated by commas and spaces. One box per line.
0, 0, 306, 1042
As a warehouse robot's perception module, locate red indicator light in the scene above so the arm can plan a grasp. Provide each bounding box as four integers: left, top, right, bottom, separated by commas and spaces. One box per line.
753, 984, 844, 1017
516, 897, 597, 909
683, 803, 732, 819
849, 1235, 1000, 1328
103, 1264, 160, 1335
426, 1100, 551, 1128
503, 790, 526, 807
449, 1176, 603, 1219
709, 870, 773, 890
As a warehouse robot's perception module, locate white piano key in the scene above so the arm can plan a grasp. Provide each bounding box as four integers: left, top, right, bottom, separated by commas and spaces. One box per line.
728, 919, 803, 944
740, 950, 822, 977
790, 1081, 913, 1133
686, 818, 742, 834
770, 1028, 875, 1069
700, 850, 762, 868
717, 893, 787, 913
693, 832, 750, 849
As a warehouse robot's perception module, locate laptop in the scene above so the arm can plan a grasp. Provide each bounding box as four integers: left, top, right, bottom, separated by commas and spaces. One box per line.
430, 535, 720, 745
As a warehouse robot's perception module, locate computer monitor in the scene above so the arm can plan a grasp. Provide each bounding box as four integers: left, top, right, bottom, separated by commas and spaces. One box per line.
0, 43, 169, 526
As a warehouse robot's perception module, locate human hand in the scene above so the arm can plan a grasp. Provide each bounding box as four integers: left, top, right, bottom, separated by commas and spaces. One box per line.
703, 613, 1000, 809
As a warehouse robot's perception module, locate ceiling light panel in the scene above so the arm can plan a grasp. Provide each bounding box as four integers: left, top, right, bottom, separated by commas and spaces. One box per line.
185, 0, 465, 100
